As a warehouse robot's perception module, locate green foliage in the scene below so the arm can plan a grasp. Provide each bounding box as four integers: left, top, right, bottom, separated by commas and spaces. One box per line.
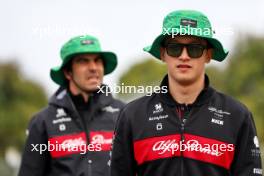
0, 61, 47, 156
118, 59, 167, 101
0, 159, 13, 176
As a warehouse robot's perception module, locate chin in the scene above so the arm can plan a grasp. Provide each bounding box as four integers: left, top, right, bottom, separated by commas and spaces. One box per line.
86, 83, 102, 92
88, 85, 99, 91
174, 76, 195, 85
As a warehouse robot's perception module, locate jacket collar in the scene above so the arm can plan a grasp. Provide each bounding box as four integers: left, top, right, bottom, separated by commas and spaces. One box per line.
49, 84, 114, 113
158, 74, 215, 107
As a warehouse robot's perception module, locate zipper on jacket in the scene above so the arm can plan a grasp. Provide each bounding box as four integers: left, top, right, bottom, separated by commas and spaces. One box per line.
68, 94, 93, 176
180, 105, 194, 176
68, 95, 90, 144
180, 119, 185, 176
88, 159, 92, 176
177, 105, 192, 176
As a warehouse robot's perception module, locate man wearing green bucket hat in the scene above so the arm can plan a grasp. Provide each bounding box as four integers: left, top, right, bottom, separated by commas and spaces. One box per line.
111, 10, 262, 176
19, 35, 125, 176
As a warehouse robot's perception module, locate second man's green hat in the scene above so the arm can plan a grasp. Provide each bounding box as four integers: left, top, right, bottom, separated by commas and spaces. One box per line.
50, 35, 118, 86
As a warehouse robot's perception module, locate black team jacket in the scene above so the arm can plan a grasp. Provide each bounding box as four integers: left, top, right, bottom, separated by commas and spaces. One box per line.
111, 75, 262, 176
19, 85, 125, 176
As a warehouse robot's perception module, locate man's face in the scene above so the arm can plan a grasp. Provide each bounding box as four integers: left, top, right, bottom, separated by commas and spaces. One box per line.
64, 53, 104, 93
160, 35, 212, 86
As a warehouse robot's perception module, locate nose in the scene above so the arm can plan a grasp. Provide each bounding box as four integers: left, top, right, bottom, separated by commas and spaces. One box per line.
88, 60, 98, 71
178, 47, 190, 61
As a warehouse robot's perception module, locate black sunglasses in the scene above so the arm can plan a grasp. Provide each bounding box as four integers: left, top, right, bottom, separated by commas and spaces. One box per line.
163, 43, 208, 58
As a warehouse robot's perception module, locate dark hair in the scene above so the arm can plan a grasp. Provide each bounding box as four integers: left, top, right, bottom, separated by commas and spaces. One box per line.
63, 59, 73, 73
61, 57, 74, 87
161, 36, 171, 48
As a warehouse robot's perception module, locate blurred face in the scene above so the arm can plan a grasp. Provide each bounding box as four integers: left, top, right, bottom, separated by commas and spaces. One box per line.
160, 35, 212, 86
64, 53, 104, 94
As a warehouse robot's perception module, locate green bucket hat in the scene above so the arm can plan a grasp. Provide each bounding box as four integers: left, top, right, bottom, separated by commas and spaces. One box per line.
143, 10, 228, 61
50, 35, 118, 86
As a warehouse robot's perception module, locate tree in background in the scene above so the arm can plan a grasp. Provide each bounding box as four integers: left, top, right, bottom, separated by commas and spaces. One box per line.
0, 61, 47, 156
118, 59, 166, 101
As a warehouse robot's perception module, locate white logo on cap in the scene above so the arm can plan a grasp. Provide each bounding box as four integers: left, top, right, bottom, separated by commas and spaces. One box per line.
81, 40, 94, 45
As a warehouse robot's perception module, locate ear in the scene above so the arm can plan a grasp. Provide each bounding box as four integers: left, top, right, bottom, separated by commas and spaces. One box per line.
160, 47, 166, 62
205, 48, 213, 63
63, 69, 72, 81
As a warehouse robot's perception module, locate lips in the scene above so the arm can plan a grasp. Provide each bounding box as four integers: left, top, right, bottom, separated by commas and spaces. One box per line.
87, 75, 99, 81
177, 64, 192, 68
88, 76, 98, 79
